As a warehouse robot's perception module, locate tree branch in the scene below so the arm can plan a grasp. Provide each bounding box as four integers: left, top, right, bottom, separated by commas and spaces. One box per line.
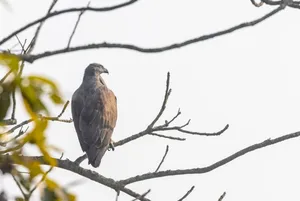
67, 2, 90, 48
6, 130, 300, 200
0, 101, 72, 146
218, 192, 226, 201
25, 0, 59, 53
155, 145, 169, 172
18, 6, 284, 63
0, 0, 140, 46
131, 190, 151, 201
9, 156, 150, 201
118, 130, 300, 185
178, 186, 195, 201
114, 73, 227, 148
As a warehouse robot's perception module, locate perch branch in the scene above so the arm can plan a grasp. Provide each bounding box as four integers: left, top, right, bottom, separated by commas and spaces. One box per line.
8, 129, 300, 200
8, 155, 150, 201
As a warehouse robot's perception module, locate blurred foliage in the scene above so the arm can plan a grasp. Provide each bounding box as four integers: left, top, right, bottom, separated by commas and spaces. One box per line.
0, 52, 75, 201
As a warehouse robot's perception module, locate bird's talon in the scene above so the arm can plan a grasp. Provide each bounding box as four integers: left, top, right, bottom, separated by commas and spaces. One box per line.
108, 141, 115, 151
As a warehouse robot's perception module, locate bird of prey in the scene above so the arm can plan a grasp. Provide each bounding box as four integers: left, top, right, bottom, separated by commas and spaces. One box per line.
71, 63, 117, 167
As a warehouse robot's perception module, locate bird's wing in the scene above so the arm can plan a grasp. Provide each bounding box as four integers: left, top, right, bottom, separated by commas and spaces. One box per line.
71, 88, 88, 151
79, 86, 117, 149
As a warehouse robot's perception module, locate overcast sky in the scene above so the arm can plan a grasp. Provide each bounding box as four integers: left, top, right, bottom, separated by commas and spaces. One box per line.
1, 0, 300, 201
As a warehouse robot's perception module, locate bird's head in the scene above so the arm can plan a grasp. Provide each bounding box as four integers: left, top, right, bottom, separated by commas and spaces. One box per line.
85, 63, 109, 76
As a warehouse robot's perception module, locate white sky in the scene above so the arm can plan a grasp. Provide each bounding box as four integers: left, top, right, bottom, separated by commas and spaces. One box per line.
1, 0, 300, 201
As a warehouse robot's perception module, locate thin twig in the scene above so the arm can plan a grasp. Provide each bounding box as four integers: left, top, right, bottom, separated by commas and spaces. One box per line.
115, 191, 120, 201
218, 192, 226, 201
0, 0, 139, 46
0, 119, 33, 136
155, 145, 169, 172
27, 153, 62, 198
26, 0, 59, 53
149, 133, 185, 141
67, 2, 90, 48
19, 6, 284, 63
11, 87, 16, 120
0, 102, 72, 146
0, 126, 29, 146
0, 119, 17, 126
57, 101, 70, 118
157, 124, 229, 136
11, 173, 28, 200
165, 108, 181, 126
131, 189, 151, 201
178, 186, 195, 201
28, 166, 53, 198
148, 72, 171, 129
0, 69, 13, 84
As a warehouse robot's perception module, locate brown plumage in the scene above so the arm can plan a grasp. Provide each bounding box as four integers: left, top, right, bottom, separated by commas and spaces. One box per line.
71, 63, 117, 167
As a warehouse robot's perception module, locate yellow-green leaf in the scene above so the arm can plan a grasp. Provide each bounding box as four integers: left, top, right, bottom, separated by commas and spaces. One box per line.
0, 53, 20, 73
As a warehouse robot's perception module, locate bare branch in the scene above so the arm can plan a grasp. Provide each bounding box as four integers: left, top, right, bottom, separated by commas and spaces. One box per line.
57, 101, 70, 118
7, 129, 300, 200
155, 145, 169, 172
165, 108, 181, 126
9, 155, 150, 201
0, 119, 33, 136
119, 130, 300, 185
131, 189, 151, 201
26, 0, 59, 53
18, 6, 284, 63
11, 173, 28, 200
0, 102, 72, 146
149, 133, 185, 141
28, 165, 53, 198
0, 126, 28, 147
178, 186, 195, 201
115, 191, 120, 201
0, 119, 17, 126
11, 87, 16, 120
0, 0, 140, 46
113, 73, 226, 147
218, 192, 226, 201
148, 72, 171, 129
0, 69, 12, 84
67, 2, 90, 48
157, 124, 229, 136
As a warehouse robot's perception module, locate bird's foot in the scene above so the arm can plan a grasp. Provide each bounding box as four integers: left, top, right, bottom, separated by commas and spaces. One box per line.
74, 153, 87, 165
108, 140, 115, 151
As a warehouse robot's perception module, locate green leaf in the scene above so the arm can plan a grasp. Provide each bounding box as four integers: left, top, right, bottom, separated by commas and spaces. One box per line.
0, 53, 20, 74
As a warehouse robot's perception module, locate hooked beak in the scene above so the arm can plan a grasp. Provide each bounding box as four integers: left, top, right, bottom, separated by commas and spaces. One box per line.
103, 68, 109, 74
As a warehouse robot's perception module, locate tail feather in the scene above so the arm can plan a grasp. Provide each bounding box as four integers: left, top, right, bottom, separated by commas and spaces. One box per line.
86, 145, 108, 168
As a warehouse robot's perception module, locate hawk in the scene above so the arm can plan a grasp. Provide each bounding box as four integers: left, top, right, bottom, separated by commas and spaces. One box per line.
71, 63, 117, 167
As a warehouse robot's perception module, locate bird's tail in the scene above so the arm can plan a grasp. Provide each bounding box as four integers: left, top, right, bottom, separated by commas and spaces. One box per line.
86, 145, 108, 168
